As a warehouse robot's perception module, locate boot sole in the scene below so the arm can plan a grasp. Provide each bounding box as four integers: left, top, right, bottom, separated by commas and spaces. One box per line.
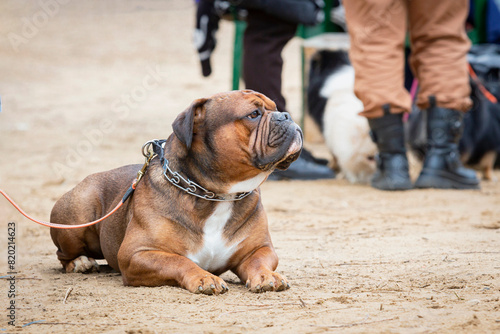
415, 169, 480, 190
371, 179, 412, 191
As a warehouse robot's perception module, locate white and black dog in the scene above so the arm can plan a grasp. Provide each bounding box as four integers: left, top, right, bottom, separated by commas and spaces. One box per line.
307, 50, 376, 184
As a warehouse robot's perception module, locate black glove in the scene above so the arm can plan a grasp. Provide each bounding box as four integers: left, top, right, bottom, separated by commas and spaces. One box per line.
240, 0, 324, 26
194, 0, 221, 77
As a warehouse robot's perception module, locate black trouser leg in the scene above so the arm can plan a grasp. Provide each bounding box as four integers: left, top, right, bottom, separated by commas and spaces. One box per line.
243, 9, 297, 112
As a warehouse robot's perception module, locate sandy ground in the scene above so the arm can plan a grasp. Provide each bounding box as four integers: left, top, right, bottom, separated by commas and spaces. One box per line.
1, 1, 499, 333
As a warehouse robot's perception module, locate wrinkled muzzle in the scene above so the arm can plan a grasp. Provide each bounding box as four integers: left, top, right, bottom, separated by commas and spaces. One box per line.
256, 111, 303, 171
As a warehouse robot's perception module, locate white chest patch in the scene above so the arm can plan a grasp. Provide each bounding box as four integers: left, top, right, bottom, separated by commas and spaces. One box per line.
228, 172, 268, 193
187, 202, 238, 272
186, 175, 268, 272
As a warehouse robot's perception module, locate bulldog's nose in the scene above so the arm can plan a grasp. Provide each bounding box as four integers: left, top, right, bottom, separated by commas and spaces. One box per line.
272, 111, 291, 122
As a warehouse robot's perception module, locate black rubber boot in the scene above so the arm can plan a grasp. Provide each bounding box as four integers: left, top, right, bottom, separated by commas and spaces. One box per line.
414, 97, 480, 189
368, 107, 412, 191
268, 148, 336, 180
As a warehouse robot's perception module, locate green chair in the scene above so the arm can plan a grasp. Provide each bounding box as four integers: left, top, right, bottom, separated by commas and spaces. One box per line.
468, 0, 488, 44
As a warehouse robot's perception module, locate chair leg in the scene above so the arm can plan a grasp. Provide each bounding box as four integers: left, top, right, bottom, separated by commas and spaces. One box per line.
232, 19, 247, 90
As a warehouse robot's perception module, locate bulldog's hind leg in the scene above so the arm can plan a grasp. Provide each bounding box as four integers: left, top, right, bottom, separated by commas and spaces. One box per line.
51, 228, 102, 273
50, 183, 105, 273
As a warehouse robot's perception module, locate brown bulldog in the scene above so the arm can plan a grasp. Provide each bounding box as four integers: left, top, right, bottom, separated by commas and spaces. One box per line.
50, 90, 303, 295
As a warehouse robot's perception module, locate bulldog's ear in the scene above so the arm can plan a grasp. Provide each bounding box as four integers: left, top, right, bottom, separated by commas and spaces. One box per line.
172, 98, 208, 150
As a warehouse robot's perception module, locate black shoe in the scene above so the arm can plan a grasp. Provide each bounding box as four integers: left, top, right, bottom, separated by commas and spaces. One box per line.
268, 148, 336, 180
368, 107, 412, 191
415, 97, 480, 189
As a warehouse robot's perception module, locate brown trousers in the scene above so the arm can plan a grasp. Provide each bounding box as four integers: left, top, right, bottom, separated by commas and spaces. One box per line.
344, 0, 472, 118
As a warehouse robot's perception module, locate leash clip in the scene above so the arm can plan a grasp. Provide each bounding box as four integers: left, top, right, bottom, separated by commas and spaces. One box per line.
134, 141, 158, 187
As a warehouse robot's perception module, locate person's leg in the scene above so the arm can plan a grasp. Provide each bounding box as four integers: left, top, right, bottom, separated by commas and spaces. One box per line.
409, 0, 479, 189
243, 9, 297, 112
408, 0, 471, 112
344, 0, 412, 190
344, 0, 410, 118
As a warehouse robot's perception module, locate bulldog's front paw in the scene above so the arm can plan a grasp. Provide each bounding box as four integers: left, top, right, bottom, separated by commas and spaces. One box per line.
245, 271, 290, 293
185, 273, 229, 295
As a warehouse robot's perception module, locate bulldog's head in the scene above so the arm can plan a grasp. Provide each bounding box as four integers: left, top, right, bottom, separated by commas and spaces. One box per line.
171, 90, 303, 183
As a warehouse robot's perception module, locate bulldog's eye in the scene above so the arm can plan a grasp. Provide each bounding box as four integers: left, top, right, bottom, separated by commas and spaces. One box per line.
247, 110, 261, 119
